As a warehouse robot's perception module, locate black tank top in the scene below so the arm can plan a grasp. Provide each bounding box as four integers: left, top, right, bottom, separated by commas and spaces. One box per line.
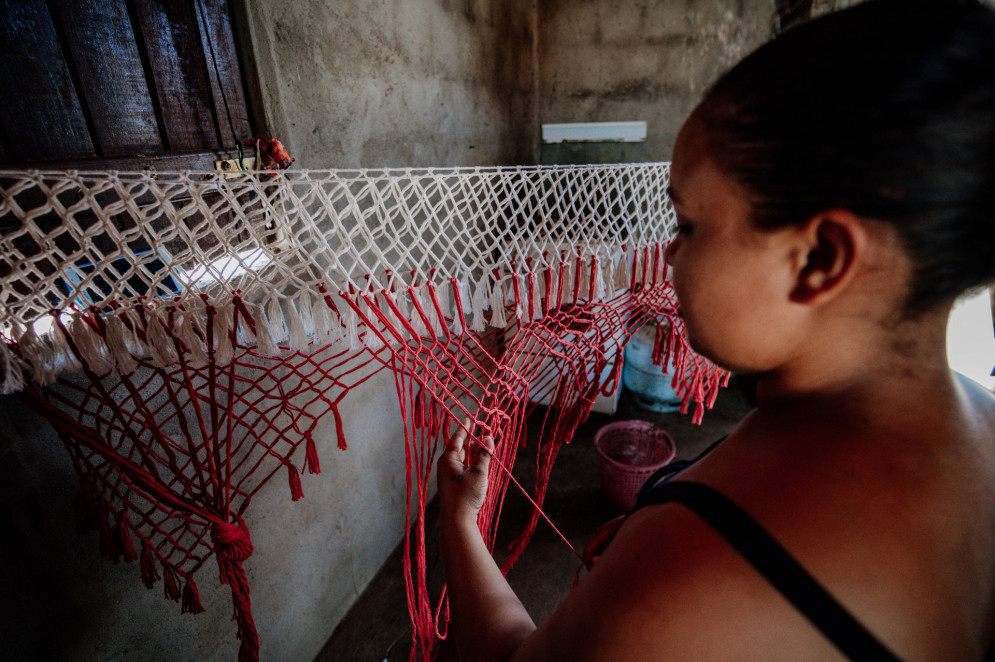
631, 439, 903, 661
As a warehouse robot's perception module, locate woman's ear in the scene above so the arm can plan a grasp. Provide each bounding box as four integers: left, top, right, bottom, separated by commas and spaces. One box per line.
789, 210, 867, 305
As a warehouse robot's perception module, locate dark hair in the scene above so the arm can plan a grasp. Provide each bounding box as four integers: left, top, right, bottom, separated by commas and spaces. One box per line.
695, 0, 995, 313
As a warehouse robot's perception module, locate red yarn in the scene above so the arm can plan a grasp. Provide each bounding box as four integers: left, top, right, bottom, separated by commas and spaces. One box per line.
10, 241, 728, 662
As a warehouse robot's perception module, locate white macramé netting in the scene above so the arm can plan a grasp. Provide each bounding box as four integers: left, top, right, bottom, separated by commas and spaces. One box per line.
0, 164, 674, 391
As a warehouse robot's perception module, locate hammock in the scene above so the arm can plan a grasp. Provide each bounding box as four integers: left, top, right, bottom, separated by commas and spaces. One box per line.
0, 165, 727, 661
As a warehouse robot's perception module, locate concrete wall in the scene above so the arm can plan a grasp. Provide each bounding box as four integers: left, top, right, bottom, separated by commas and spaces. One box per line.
0, 2, 779, 661
239, 0, 539, 168
537, 0, 774, 160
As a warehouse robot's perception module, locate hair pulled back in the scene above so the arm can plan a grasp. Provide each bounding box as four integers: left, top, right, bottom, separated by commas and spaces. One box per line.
695, 0, 995, 313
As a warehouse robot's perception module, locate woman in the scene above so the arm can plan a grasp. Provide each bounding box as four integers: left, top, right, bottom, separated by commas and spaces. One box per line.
438, 1, 995, 659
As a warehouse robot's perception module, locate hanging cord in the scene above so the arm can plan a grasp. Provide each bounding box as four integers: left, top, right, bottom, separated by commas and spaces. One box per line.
196, 0, 244, 169
470, 434, 586, 565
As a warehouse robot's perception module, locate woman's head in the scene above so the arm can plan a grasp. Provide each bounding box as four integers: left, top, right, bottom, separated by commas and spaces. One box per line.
691, 0, 995, 315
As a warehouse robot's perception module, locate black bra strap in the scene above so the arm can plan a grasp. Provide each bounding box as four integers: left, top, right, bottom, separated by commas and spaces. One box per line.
640, 481, 902, 662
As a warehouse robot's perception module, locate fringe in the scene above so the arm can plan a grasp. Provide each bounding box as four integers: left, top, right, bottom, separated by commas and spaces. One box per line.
489, 277, 507, 328
144, 312, 178, 367
266, 299, 288, 344
103, 315, 139, 375
252, 304, 280, 356
344, 306, 361, 350
70, 314, 113, 374
212, 303, 235, 365
181, 575, 205, 614
470, 280, 488, 333
140, 540, 161, 589
614, 245, 630, 292
305, 435, 321, 474
0, 340, 25, 394
163, 563, 182, 602
285, 299, 309, 351
287, 462, 304, 501
176, 310, 209, 368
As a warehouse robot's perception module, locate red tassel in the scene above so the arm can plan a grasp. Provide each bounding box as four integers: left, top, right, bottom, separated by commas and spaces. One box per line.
304, 436, 320, 475
140, 541, 160, 589
333, 406, 347, 450
181, 575, 205, 614
287, 463, 303, 501
112, 514, 138, 563
163, 564, 181, 602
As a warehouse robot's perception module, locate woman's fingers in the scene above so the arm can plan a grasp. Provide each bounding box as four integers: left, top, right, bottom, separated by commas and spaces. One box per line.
444, 417, 473, 462
471, 435, 494, 475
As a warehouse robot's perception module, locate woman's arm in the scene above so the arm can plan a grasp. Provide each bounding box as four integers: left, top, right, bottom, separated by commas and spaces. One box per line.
437, 422, 536, 662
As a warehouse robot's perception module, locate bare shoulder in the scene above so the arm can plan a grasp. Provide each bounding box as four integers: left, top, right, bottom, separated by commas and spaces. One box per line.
511, 500, 853, 662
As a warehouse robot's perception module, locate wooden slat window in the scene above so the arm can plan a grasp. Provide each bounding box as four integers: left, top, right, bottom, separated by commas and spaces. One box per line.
0, 0, 253, 170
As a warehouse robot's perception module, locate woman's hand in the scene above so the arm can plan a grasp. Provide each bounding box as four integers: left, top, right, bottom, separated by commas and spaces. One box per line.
438, 418, 495, 526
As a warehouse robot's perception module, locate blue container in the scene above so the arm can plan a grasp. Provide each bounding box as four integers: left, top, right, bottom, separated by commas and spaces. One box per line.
623, 322, 682, 412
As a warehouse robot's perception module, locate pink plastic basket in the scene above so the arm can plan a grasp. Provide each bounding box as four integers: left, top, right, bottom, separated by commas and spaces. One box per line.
594, 420, 676, 510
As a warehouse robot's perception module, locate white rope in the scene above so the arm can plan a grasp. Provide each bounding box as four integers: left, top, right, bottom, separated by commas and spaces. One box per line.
0, 164, 676, 391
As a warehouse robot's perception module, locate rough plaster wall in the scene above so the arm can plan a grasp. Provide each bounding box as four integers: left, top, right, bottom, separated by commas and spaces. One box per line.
0, 367, 409, 662
241, 0, 538, 168
537, 0, 776, 159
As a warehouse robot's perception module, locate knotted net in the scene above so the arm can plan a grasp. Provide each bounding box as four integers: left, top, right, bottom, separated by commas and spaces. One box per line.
0, 165, 727, 661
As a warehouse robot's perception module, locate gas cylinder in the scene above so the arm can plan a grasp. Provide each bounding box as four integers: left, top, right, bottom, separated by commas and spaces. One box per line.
622, 322, 682, 412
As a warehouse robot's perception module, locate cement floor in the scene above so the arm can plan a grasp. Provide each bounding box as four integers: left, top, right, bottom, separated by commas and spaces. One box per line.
315, 381, 753, 662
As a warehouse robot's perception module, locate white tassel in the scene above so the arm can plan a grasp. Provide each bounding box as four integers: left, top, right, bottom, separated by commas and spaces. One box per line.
470, 282, 487, 333
594, 258, 607, 301
266, 299, 288, 343
614, 246, 631, 292
0, 341, 25, 394
49, 321, 80, 380
327, 308, 343, 343
299, 294, 316, 338
363, 299, 385, 350
546, 264, 559, 310
562, 259, 575, 305
396, 287, 411, 321
312, 298, 335, 339
490, 277, 508, 328
435, 282, 451, 325
18, 325, 50, 384
235, 308, 256, 346
579, 258, 593, 302
252, 305, 280, 356
70, 314, 113, 374
424, 284, 443, 337
285, 300, 309, 351
212, 304, 234, 365
175, 311, 208, 368
344, 307, 361, 350
144, 312, 178, 367
408, 288, 428, 339
117, 310, 145, 359
512, 274, 524, 322
458, 279, 472, 314
104, 315, 139, 375
381, 292, 406, 344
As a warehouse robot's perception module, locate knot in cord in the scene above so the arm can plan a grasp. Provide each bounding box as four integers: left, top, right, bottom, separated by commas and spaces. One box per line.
211, 517, 253, 562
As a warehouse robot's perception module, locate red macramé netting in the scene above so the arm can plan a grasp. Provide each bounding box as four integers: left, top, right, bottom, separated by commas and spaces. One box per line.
8, 246, 726, 662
